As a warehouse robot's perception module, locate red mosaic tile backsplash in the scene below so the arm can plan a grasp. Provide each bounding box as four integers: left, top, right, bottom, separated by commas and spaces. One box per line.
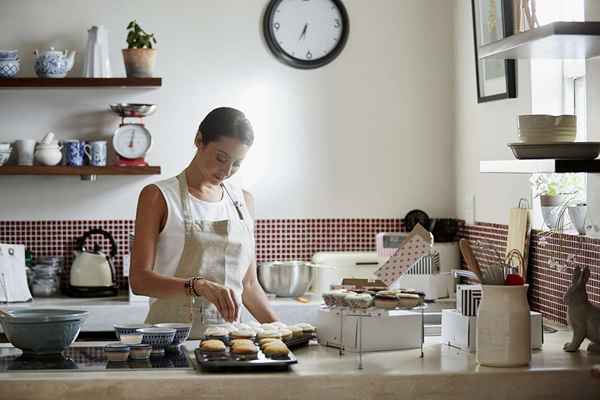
459, 222, 600, 325
3, 218, 598, 326
0, 219, 403, 291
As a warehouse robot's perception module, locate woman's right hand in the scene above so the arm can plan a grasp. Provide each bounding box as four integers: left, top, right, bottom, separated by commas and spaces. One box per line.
194, 279, 239, 322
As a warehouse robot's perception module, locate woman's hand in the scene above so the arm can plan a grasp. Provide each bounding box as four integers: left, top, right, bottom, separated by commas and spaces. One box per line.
194, 279, 239, 322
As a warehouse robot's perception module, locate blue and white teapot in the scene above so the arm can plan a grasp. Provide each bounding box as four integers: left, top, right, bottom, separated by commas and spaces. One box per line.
33, 47, 76, 78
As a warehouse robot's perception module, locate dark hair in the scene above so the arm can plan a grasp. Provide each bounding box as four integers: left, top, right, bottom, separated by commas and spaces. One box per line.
196, 107, 254, 146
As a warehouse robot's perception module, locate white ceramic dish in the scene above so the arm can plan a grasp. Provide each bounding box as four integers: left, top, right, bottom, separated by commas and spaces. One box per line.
518, 114, 576, 130
508, 142, 600, 160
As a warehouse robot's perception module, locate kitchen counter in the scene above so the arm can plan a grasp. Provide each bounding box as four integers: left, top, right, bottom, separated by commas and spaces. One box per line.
0, 325, 598, 400
0, 293, 325, 332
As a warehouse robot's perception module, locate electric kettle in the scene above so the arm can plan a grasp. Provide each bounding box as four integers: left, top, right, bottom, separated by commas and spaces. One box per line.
67, 228, 118, 297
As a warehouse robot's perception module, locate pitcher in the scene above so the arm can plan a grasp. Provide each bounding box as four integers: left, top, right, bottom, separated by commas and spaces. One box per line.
83, 25, 111, 78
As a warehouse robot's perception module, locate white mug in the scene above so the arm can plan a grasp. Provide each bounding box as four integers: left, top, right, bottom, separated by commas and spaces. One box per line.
84, 140, 107, 166
14, 139, 36, 165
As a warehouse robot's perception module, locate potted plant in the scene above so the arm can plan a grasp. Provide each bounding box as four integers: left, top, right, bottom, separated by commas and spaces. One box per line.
122, 20, 157, 78
529, 173, 585, 230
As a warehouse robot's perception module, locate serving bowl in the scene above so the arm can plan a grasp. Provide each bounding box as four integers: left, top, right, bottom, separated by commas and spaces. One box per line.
113, 323, 152, 339
258, 261, 315, 297
152, 323, 192, 344
138, 327, 176, 355
0, 309, 88, 355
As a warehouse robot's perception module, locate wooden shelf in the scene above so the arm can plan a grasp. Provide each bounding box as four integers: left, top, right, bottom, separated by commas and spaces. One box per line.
0, 77, 162, 88
480, 159, 600, 174
0, 165, 161, 176
479, 21, 600, 60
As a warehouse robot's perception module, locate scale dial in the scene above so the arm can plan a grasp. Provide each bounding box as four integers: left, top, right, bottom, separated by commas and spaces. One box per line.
113, 124, 152, 159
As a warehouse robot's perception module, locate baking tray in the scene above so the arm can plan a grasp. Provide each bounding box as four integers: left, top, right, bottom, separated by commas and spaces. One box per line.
508, 142, 600, 160
194, 348, 297, 371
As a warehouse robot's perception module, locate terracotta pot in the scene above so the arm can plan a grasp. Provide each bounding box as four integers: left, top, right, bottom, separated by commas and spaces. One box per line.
122, 48, 156, 78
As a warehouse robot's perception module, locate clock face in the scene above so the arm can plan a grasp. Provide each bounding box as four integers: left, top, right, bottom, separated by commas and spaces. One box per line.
263, 0, 349, 69
113, 124, 152, 159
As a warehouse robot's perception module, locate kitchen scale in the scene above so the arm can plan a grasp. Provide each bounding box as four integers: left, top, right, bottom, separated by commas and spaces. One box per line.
109, 103, 156, 167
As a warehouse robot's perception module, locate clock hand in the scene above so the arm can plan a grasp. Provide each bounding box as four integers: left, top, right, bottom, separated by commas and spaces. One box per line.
299, 23, 308, 40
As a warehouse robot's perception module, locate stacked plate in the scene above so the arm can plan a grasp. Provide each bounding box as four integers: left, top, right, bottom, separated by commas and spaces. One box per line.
518, 114, 576, 144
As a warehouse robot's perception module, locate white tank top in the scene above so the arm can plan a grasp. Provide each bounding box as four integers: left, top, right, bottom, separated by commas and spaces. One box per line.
152, 176, 255, 278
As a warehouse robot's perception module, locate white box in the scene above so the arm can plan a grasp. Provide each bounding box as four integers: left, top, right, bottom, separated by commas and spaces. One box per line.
456, 284, 482, 316
441, 309, 543, 353
317, 307, 422, 352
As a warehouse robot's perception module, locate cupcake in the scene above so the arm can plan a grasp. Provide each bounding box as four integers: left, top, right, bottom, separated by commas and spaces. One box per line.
396, 293, 422, 309
203, 326, 230, 342
230, 328, 256, 340
331, 290, 350, 307
279, 328, 293, 341
296, 323, 316, 334
289, 325, 304, 338
257, 329, 282, 340
199, 339, 226, 354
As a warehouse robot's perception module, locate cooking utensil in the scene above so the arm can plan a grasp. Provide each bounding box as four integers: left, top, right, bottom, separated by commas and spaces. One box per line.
258, 261, 314, 297
0, 309, 88, 355
508, 142, 600, 159
506, 201, 530, 282
458, 239, 482, 280
480, 264, 506, 285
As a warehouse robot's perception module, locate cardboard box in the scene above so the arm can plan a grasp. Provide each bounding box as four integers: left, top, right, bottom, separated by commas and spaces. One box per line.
441, 309, 543, 353
317, 307, 422, 352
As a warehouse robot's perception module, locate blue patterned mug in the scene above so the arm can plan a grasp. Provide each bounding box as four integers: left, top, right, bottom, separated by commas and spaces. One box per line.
84, 141, 107, 166
63, 140, 85, 166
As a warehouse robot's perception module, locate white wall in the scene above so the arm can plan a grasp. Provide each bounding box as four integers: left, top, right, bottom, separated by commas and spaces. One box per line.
453, 0, 532, 224
0, 0, 455, 221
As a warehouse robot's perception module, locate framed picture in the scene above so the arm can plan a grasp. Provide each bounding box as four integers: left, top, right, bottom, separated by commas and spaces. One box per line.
471, 0, 517, 103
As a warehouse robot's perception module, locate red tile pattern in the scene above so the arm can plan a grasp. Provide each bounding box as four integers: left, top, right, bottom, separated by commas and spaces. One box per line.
255, 219, 403, 262
459, 222, 600, 325
0, 220, 134, 289
0, 219, 403, 290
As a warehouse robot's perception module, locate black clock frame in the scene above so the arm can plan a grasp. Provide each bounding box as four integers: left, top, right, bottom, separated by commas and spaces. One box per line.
263, 0, 350, 69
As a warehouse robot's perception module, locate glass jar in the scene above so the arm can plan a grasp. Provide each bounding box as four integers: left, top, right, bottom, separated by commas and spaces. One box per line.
31, 275, 60, 297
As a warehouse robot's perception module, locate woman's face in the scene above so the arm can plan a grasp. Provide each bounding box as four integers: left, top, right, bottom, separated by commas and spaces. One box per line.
195, 135, 250, 185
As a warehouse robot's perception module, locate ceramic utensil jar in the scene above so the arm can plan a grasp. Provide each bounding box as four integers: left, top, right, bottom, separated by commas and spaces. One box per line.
476, 284, 531, 367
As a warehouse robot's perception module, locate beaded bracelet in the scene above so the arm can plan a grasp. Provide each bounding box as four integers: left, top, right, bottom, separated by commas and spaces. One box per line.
191, 277, 203, 297
184, 278, 194, 297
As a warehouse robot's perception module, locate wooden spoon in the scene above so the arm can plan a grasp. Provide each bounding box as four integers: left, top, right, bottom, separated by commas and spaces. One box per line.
459, 239, 483, 280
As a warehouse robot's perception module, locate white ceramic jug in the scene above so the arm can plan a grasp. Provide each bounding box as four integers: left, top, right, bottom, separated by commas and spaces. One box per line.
476, 284, 531, 367
83, 25, 111, 78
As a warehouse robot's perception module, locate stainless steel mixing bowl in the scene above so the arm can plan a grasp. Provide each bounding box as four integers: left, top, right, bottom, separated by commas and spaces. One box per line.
257, 261, 314, 297
109, 103, 157, 118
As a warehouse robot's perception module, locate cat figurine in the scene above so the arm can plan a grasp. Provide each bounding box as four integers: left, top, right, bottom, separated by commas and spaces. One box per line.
563, 266, 600, 353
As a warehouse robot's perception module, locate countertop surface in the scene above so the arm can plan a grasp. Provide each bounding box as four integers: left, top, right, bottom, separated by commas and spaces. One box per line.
0, 325, 598, 400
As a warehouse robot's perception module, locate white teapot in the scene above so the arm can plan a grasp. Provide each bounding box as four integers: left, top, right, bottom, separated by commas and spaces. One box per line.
34, 143, 62, 166
33, 47, 76, 78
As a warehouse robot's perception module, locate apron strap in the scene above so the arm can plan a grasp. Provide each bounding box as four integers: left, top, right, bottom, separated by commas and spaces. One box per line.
176, 172, 194, 234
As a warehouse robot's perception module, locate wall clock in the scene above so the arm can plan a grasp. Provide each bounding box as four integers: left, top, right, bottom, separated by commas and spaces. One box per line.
263, 0, 349, 69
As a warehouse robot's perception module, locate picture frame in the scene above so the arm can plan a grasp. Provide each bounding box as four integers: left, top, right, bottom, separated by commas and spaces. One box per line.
471, 0, 517, 103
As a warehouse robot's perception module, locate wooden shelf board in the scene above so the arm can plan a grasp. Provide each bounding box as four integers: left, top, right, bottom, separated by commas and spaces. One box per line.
480, 159, 600, 174
0, 165, 161, 176
0, 77, 162, 88
479, 21, 600, 60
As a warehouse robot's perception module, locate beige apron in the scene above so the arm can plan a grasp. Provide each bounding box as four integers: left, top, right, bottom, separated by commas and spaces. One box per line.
145, 172, 252, 338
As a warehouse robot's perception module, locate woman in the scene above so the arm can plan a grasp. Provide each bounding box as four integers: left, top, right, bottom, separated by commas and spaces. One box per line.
130, 107, 279, 338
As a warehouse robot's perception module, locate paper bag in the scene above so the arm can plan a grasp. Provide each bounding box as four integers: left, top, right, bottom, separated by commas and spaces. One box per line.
374, 224, 434, 286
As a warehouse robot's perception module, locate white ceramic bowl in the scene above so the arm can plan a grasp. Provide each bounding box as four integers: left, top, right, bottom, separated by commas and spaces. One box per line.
152, 323, 192, 344
518, 114, 576, 130
138, 327, 176, 349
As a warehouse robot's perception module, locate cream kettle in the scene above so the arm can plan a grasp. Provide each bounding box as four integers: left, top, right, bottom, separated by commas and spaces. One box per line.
68, 228, 118, 297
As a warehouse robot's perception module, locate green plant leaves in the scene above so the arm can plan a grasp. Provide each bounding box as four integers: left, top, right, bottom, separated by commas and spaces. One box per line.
125, 20, 157, 49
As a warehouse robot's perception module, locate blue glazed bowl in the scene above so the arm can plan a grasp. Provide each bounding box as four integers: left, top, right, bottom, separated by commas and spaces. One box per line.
152, 323, 192, 345
0, 59, 19, 78
113, 323, 152, 339
0, 309, 88, 355
0, 50, 18, 60
138, 327, 176, 352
